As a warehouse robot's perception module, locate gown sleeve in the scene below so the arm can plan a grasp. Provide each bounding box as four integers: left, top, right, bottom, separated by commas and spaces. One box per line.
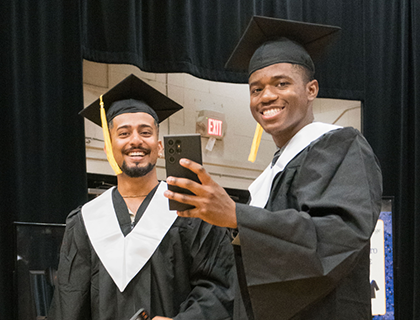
235, 128, 383, 319
47, 208, 92, 320
174, 221, 235, 320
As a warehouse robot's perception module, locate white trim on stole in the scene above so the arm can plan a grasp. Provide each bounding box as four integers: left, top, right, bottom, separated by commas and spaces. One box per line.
81, 181, 177, 292
249, 122, 342, 208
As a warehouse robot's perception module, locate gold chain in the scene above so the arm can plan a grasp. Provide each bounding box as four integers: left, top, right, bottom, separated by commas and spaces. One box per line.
121, 194, 148, 198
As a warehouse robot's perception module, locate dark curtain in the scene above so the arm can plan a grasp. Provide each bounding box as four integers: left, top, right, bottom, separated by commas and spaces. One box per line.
81, 1, 420, 319
0, 0, 87, 318
82, 0, 364, 100
81, 0, 252, 83
363, 1, 420, 319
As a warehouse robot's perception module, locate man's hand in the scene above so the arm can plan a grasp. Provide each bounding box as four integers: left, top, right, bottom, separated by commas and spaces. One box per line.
152, 317, 172, 320
164, 159, 237, 228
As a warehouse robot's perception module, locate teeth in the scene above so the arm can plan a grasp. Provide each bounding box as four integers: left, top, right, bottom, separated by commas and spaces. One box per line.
263, 108, 282, 116
129, 152, 145, 156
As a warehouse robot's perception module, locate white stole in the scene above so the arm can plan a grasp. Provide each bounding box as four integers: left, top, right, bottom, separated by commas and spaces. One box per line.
249, 122, 342, 208
81, 181, 177, 292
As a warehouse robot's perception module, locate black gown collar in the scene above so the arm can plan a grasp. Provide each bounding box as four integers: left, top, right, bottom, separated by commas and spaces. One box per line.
112, 184, 159, 237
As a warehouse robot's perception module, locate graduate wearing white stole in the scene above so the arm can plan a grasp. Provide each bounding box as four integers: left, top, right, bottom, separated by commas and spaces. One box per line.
48, 74, 235, 320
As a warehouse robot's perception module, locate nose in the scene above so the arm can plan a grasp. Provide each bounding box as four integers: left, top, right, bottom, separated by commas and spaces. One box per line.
261, 86, 278, 103
129, 131, 144, 146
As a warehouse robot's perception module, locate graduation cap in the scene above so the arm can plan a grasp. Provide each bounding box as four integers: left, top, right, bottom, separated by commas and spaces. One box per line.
224, 16, 341, 162
225, 16, 341, 76
80, 74, 183, 175
80, 74, 183, 126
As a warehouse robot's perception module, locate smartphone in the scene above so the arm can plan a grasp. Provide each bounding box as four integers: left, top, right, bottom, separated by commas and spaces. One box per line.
164, 134, 202, 211
129, 308, 150, 320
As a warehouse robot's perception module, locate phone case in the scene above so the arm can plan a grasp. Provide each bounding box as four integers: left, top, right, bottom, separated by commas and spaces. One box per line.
164, 134, 202, 211
129, 308, 150, 320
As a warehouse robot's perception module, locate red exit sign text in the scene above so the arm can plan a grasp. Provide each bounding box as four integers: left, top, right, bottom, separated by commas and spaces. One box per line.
207, 118, 223, 136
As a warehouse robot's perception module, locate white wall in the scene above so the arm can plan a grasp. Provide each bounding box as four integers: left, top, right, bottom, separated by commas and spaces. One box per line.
83, 61, 361, 190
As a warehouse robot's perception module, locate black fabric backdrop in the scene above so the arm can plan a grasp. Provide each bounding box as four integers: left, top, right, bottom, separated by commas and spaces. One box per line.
0, 0, 88, 317
1, 0, 419, 319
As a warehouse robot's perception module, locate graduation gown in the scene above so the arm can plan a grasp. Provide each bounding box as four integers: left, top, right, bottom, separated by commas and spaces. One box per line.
234, 125, 383, 320
48, 182, 235, 320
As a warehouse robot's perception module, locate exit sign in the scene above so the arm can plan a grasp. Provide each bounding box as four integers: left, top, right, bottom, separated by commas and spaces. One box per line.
207, 118, 223, 136
196, 110, 225, 140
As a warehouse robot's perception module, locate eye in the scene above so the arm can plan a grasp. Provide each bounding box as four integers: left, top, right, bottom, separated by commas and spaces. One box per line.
250, 87, 262, 95
118, 131, 129, 137
277, 81, 289, 87
140, 130, 153, 136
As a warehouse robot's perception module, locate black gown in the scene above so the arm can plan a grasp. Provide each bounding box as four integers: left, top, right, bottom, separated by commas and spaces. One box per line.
233, 127, 383, 320
48, 186, 235, 320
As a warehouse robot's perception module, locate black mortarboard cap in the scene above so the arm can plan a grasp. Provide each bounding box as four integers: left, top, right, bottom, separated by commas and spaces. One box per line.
225, 16, 341, 76
80, 74, 183, 126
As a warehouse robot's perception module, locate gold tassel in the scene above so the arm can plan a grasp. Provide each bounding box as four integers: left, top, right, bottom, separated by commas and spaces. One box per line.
248, 123, 263, 163
100, 95, 122, 175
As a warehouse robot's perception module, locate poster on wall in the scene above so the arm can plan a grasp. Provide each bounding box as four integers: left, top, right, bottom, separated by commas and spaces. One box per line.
370, 197, 394, 319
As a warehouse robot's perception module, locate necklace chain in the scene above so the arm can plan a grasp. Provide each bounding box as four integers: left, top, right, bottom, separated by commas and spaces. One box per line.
121, 194, 148, 198
120, 182, 159, 199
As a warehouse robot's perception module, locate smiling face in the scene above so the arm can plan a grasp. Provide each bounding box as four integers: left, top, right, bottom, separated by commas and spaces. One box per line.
109, 112, 163, 178
248, 63, 319, 148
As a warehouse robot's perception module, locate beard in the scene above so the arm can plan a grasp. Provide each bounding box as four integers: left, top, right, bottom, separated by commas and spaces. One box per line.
121, 161, 156, 178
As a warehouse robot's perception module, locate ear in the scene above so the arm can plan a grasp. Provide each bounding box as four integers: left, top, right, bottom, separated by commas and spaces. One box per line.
306, 79, 319, 101
157, 140, 164, 157
103, 143, 110, 155
103, 143, 110, 158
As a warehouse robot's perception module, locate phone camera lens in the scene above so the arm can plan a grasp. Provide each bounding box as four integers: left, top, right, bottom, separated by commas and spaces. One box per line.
168, 139, 174, 146
169, 148, 174, 154
169, 156, 175, 163
175, 140, 182, 153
